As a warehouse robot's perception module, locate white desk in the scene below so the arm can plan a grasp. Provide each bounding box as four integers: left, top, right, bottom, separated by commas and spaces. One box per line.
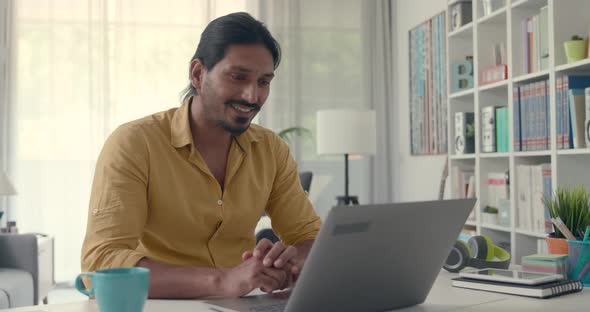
3, 271, 588, 312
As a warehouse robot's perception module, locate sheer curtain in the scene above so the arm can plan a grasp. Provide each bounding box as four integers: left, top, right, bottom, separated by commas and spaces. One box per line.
1, 0, 14, 223
361, 0, 398, 204
256, 0, 370, 218
9, 0, 248, 282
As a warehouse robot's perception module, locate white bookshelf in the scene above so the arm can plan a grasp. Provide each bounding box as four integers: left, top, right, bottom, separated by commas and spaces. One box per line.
446, 0, 590, 264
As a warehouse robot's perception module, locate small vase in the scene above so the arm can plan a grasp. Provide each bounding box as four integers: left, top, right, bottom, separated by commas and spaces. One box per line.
482, 212, 498, 225
564, 40, 588, 63
546, 233, 569, 254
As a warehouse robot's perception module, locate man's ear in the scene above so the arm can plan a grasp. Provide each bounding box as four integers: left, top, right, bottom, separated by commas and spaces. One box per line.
189, 59, 206, 92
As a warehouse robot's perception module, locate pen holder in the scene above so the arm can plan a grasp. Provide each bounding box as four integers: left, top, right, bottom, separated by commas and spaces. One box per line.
567, 240, 590, 287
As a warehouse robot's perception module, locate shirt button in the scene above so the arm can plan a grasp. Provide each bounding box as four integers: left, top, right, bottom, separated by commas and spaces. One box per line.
217, 199, 223, 206
92, 209, 98, 215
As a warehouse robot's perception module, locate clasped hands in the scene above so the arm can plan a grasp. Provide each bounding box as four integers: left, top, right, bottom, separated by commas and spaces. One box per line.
222, 238, 300, 297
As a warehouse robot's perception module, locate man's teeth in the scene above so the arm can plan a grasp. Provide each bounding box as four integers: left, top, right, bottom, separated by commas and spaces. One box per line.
233, 104, 252, 112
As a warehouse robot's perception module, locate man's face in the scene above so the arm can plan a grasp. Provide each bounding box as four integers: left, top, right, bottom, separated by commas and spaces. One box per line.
196, 44, 275, 135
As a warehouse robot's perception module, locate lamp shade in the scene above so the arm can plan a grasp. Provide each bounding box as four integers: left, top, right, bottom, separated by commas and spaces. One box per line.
0, 171, 17, 195
316, 109, 377, 155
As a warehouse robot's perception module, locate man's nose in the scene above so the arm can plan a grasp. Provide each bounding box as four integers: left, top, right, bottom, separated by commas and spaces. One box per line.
241, 83, 258, 104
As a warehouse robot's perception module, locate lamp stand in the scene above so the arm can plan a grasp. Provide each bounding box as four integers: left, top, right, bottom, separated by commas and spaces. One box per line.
336, 154, 359, 206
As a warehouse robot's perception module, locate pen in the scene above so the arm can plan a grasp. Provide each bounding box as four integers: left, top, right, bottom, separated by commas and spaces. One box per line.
583, 226, 590, 242
551, 218, 577, 240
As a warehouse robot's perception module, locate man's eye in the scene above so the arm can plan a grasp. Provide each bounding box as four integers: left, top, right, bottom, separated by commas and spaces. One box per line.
259, 80, 271, 87
230, 73, 246, 80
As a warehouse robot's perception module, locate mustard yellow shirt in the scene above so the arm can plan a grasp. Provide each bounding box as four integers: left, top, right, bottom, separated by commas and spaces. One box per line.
81, 100, 321, 272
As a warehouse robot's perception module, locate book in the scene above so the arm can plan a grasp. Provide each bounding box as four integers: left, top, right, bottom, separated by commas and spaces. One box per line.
517, 165, 532, 231
481, 106, 496, 152
487, 172, 508, 209
539, 6, 549, 71
523, 254, 568, 261
569, 89, 587, 148
513, 86, 521, 151
451, 277, 583, 299
585, 87, 590, 147
522, 254, 568, 277
531, 163, 552, 233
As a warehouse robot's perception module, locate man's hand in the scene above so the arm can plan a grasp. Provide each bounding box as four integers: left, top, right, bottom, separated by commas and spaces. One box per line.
221, 256, 288, 297
242, 239, 302, 290
257, 239, 299, 271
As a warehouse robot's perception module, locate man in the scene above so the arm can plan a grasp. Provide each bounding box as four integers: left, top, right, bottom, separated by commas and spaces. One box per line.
81, 12, 321, 299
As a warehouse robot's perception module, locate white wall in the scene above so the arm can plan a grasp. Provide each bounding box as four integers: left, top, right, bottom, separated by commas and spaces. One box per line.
393, 0, 449, 202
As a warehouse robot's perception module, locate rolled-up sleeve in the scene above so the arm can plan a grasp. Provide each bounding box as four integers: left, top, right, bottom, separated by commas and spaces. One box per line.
265, 136, 321, 246
81, 124, 149, 272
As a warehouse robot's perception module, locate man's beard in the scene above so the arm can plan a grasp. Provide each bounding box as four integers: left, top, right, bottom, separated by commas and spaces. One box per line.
219, 99, 261, 136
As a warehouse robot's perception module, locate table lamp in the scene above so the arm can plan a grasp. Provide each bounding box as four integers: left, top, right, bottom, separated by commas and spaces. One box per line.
0, 170, 17, 223
0, 170, 17, 196
317, 109, 376, 206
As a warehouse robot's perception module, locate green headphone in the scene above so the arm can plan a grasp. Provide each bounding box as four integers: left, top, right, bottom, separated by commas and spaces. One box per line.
443, 235, 511, 273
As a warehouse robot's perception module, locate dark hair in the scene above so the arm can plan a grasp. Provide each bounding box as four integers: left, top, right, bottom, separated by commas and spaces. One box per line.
180, 12, 281, 102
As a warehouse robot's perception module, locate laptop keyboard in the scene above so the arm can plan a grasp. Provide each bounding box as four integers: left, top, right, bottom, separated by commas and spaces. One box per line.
248, 302, 287, 312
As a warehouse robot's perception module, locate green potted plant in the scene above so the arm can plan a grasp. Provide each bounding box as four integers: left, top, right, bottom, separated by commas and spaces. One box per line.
564, 35, 588, 63
543, 186, 590, 254
482, 205, 499, 225
277, 127, 312, 144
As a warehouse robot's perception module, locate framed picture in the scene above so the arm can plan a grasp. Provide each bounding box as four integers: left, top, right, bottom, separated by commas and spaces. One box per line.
409, 11, 447, 155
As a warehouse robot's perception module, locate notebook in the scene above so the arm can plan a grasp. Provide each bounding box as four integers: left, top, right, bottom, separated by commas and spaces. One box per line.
452, 277, 583, 299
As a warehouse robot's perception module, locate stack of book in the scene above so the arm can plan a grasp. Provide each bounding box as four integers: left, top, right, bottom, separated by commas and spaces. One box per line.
452, 277, 582, 299
513, 79, 550, 152
522, 254, 568, 278
516, 163, 552, 233
522, 6, 549, 73
555, 75, 590, 149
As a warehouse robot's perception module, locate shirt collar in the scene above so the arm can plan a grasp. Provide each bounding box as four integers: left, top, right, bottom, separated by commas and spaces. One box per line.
170, 99, 193, 148
170, 97, 261, 151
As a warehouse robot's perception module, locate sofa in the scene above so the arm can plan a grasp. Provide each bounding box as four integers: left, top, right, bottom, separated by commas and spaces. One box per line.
0, 234, 38, 308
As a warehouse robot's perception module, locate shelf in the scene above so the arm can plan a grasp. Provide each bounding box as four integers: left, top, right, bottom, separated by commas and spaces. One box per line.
447, 0, 464, 6
514, 151, 551, 157
555, 58, 590, 74
465, 220, 477, 227
512, 70, 549, 84
511, 0, 548, 10
477, 7, 507, 25
515, 229, 548, 239
480, 152, 509, 159
449, 88, 474, 99
451, 154, 476, 160
478, 79, 508, 92
444, 0, 587, 265
511, 0, 527, 9
448, 22, 473, 39
481, 223, 511, 233
557, 148, 590, 156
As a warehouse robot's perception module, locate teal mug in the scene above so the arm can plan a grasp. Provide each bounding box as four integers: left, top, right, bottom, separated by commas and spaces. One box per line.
75, 267, 150, 312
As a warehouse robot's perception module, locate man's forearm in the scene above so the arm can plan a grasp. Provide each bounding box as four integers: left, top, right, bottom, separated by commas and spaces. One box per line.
136, 258, 225, 299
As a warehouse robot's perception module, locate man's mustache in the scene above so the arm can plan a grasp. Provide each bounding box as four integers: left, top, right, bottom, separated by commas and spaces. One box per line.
225, 100, 261, 111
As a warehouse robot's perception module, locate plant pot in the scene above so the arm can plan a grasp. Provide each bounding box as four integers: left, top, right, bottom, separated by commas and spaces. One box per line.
546, 234, 569, 254
482, 212, 498, 225
564, 40, 588, 63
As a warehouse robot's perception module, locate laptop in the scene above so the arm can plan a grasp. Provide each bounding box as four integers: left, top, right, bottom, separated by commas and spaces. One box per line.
206, 198, 476, 312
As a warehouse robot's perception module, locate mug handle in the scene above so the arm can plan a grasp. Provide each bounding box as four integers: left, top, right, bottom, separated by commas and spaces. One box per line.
75, 273, 94, 297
